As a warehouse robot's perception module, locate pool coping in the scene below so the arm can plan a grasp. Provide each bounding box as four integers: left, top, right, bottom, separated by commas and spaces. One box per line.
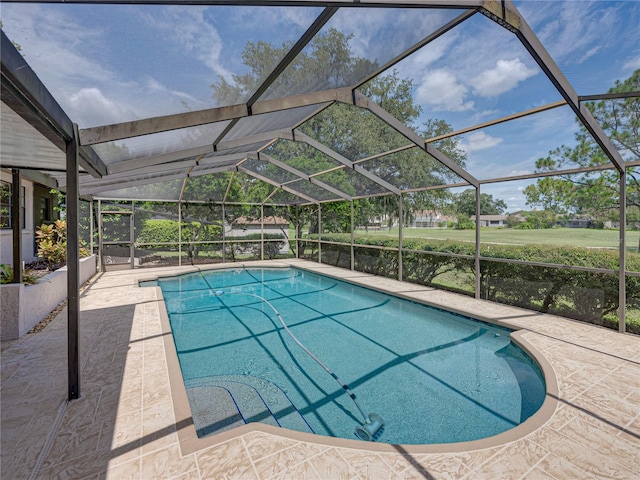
148, 262, 558, 457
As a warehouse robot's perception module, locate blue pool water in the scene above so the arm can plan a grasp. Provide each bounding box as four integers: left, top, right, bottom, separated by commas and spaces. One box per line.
151, 267, 546, 444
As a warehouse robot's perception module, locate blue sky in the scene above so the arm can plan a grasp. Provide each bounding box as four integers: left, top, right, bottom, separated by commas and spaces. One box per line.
2, 1, 638, 211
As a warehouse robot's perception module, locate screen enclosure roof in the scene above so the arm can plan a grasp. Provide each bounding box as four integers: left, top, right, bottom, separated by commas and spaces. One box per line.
1, 0, 637, 206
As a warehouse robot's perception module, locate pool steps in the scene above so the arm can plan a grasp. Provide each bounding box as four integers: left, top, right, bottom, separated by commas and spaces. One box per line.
185, 375, 314, 437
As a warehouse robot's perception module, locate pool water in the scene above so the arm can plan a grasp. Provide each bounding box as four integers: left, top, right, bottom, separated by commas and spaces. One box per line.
152, 267, 546, 445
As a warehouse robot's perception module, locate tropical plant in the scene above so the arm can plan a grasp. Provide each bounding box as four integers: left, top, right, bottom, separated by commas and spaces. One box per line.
36, 219, 89, 268
0, 264, 37, 285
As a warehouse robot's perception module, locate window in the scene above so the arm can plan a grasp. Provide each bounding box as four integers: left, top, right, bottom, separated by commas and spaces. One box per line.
39, 196, 51, 224
0, 180, 25, 229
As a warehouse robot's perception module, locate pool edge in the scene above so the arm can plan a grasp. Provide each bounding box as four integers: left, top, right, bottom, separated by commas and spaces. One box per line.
154, 264, 559, 457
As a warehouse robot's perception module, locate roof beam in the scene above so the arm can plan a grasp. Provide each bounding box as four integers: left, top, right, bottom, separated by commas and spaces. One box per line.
81, 172, 186, 195
79, 106, 243, 146
579, 91, 640, 102
1, 32, 106, 178
222, 171, 237, 203
426, 99, 567, 143
484, 0, 625, 173
216, 129, 293, 151
354, 8, 478, 89
238, 166, 319, 204
246, 6, 338, 106
353, 91, 478, 187
71, 161, 195, 187
3, 1, 484, 7
258, 152, 353, 200
79, 88, 350, 147
108, 147, 248, 174
251, 89, 352, 116
292, 130, 402, 195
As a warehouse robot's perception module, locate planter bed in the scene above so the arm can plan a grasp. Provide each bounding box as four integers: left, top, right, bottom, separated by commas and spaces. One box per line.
1, 255, 97, 341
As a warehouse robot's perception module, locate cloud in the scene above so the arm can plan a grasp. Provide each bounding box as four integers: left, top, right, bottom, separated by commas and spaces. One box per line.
471, 58, 538, 97
394, 32, 458, 80
147, 7, 233, 81
459, 132, 502, 153
145, 78, 203, 105
416, 69, 474, 112
329, 8, 457, 62
67, 88, 135, 127
624, 55, 640, 71
524, 1, 618, 64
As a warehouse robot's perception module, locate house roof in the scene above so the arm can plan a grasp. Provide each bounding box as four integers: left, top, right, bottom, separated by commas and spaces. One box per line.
232, 216, 289, 226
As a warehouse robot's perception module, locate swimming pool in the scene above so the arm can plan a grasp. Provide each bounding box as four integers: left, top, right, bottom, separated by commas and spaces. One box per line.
152, 267, 546, 445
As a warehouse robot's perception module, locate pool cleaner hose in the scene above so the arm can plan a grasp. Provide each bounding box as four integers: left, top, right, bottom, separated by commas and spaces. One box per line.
208, 285, 384, 441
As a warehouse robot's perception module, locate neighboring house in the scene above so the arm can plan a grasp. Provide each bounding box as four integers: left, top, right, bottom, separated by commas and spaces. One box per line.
410, 210, 455, 228
0, 169, 59, 266
471, 215, 509, 227
229, 216, 290, 253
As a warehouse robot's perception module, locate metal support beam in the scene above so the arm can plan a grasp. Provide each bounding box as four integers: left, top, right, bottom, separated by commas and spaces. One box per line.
257, 153, 353, 200
246, 6, 338, 105
178, 201, 182, 267
222, 171, 237, 203
354, 8, 478, 89
619, 171, 626, 333
426, 99, 567, 144
350, 200, 355, 271
216, 129, 293, 151
222, 204, 226, 262
11, 169, 22, 283
261, 204, 265, 261
79, 87, 351, 147
107, 145, 214, 175
5, 1, 485, 7
89, 199, 94, 254
318, 204, 322, 264
579, 91, 640, 102
353, 91, 479, 187
98, 200, 103, 272
66, 124, 81, 400
292, 130, 402, 195
79, 105, 246, 146
295, 205, 300, 259
398, 194, 403, 282
475, 186, 481, 299
238, 167, 319, 204
129, 203, 135, 269
1, 31, 106, 178
495, 0, 625, 172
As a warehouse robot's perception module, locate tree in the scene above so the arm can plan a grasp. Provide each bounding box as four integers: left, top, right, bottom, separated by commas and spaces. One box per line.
524, 70, 639, 235
210, 28, 467, 230
456, 189, 507, 217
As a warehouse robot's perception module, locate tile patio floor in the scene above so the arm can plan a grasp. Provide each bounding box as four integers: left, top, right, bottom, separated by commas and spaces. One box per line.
1, 259, 639, 479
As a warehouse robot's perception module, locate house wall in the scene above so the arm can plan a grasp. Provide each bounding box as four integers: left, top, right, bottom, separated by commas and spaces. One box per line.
228, 224, 290, 253
0, 171, 60, 266
0, 171, 36, 265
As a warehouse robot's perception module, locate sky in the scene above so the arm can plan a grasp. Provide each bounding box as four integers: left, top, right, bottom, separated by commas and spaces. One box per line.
1, 0, 638, 211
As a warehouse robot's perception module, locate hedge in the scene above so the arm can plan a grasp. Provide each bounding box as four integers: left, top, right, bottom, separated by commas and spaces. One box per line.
313, 233, 640, 334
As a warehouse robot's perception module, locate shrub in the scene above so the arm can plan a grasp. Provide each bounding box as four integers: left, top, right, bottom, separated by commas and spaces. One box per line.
314, 232, 640, 333
456, 215, 475, 230
0, 264, 37, 285
36, 220, 89, 269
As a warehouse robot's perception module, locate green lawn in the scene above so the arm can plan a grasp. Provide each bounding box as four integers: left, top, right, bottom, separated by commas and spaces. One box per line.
352, 227, 639, 251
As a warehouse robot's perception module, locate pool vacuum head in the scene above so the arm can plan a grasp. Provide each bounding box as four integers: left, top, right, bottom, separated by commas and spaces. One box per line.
354, 413, 384, 441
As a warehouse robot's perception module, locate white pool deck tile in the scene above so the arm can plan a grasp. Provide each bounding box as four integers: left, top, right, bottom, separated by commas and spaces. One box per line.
1, 259, 639, 479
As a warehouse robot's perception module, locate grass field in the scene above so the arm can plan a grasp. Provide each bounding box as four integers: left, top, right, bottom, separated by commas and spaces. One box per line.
352, 227, 639, 251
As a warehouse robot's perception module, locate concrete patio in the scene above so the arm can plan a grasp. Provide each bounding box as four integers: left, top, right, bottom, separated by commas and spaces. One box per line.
1, 259, 638, 479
